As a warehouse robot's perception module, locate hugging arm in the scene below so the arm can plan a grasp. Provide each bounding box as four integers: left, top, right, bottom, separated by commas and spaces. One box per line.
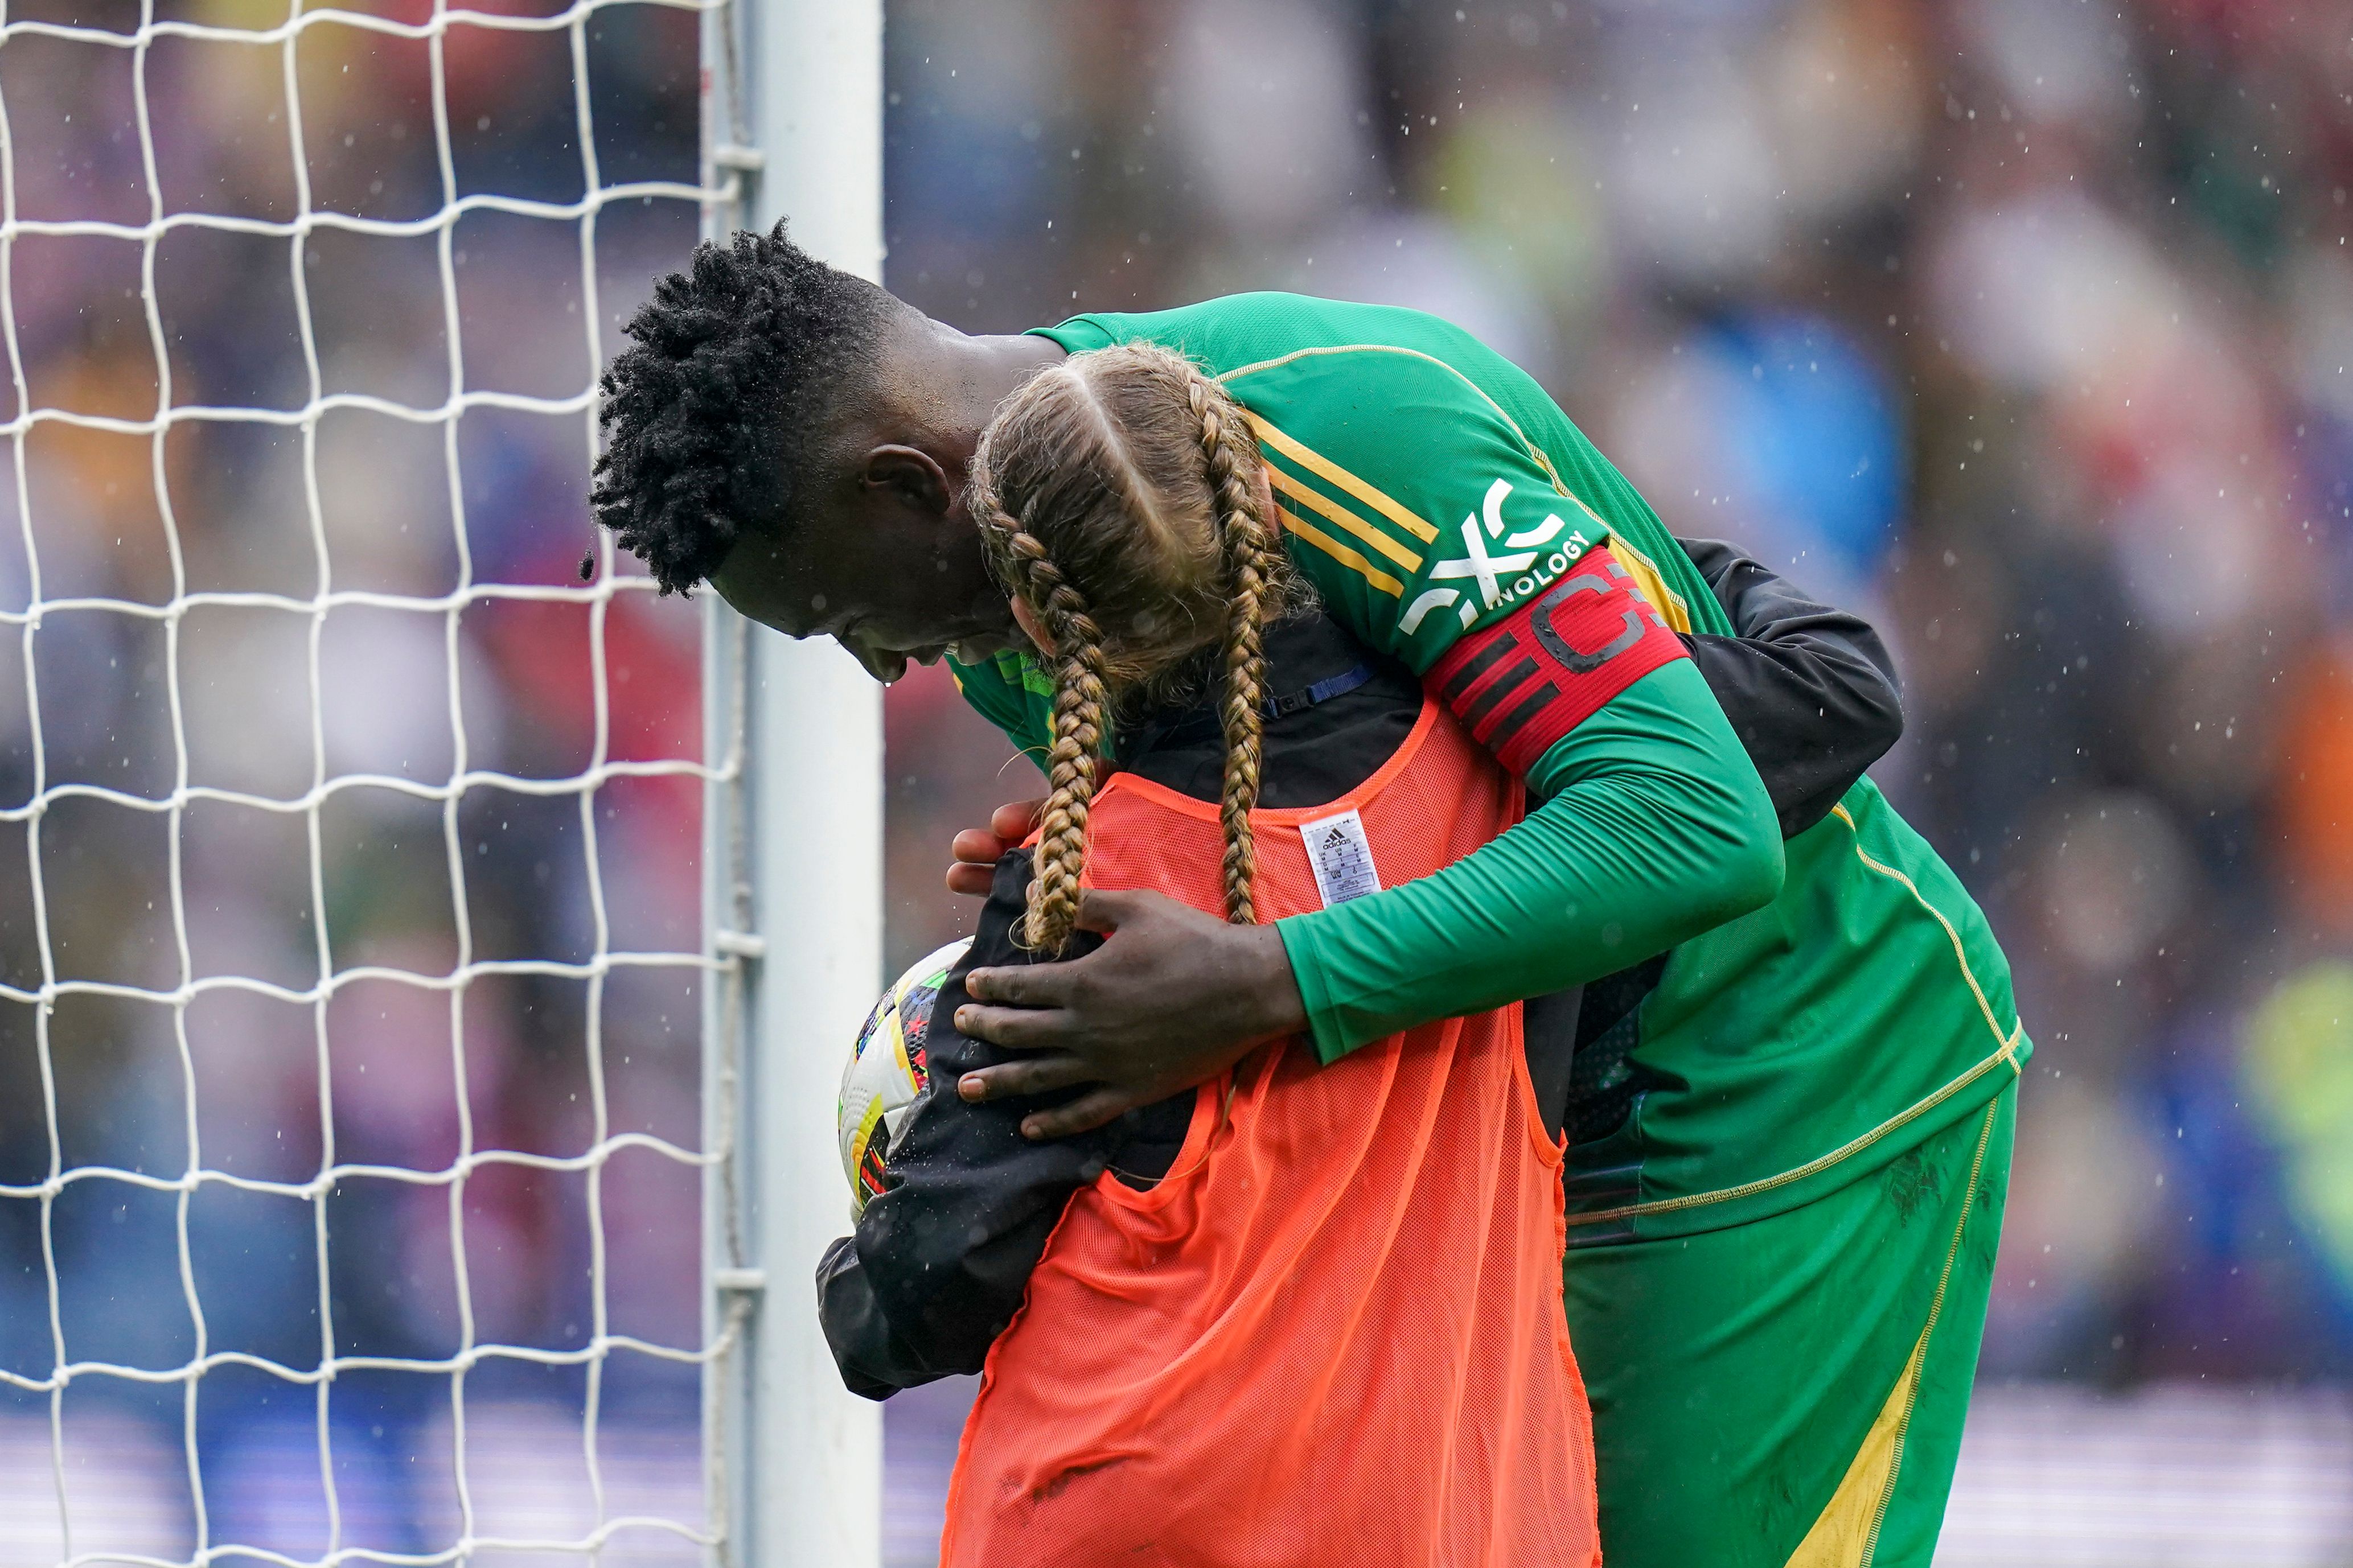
1453, 542, 1908, 1133
1243, 540, 1903, 1059
1279, 653, 1782, 1056
952, 539, 1907, 1122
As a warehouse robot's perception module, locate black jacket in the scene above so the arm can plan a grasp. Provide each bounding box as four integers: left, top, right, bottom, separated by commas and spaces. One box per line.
818, 540, 1902, 1398
1675, 537, 1902, 838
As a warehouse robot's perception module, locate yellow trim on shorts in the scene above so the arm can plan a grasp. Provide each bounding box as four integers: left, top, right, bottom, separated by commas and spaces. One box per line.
1566, 804, 2023, 1229
1786, 1328, 1924, 1566
1785, 1098, 2001, 1568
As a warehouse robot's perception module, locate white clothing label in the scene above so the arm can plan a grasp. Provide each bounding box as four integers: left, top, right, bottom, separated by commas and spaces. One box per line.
1299, 808, 1382, 908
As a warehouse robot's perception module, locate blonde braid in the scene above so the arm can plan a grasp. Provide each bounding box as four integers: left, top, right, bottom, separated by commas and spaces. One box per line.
969, 430, 1110, 954
966, 345, 1299, 944
1183, 364, 1278, 927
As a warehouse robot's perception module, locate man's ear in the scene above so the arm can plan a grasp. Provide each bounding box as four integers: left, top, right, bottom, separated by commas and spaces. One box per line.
864, 445, 952, 516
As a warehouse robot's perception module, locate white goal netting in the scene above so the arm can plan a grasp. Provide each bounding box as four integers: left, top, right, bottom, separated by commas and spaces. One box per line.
0, 1, 742, 1562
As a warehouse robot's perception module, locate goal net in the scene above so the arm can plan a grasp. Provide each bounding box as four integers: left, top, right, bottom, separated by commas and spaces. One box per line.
0, 1, 750, 1562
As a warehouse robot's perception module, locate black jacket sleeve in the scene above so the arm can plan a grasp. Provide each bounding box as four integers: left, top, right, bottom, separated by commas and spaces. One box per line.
1676, 537, 1904, 838
816, 850, 1191, 1399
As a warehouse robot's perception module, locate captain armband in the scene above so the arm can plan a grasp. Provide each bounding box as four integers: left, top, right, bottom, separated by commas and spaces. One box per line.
1426, 544, 1689, 777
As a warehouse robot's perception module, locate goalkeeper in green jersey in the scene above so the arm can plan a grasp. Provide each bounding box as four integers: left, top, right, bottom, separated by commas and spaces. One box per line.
592, 225, 2024, 1568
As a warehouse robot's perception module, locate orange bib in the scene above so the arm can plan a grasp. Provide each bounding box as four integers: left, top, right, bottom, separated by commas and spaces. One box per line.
941, 701, 1599, 1568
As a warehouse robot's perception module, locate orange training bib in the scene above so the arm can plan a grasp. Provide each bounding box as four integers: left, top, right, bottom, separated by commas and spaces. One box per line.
942, 701, 1599, 1568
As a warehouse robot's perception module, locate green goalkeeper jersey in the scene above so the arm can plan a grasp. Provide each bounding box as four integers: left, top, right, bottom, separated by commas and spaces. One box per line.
949, 293, 2027, 1241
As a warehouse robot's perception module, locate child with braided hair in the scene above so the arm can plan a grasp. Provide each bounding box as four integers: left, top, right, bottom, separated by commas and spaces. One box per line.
965, 341, 1299, 953
819, 339, 1911, 1565
839, 340, 1605, 1564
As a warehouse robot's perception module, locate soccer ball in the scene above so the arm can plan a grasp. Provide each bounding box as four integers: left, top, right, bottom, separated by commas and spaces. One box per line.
838, 937, 970, 1219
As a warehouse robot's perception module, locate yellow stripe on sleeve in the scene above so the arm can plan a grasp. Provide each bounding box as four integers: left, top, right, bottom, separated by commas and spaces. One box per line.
1275, 506, 1406, 596
1601, 532, 1694, 633
1246, 413, 1439, 544
1266, 464, 1422, 573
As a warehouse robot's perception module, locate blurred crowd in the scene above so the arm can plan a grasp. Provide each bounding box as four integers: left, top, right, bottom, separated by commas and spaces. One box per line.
878, 0, 2353, 1386
0, 1, 708, 1553
6, 0, 2353, 1557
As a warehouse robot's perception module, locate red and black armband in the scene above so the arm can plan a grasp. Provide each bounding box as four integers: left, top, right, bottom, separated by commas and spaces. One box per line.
1426, 544, 1689, 777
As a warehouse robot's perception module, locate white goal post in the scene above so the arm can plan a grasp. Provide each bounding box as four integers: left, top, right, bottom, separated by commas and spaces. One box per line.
0, 0, 882, 1563
700, 3, 886, 1567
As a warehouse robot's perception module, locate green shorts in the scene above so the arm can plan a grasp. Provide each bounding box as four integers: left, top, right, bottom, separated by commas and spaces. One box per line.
1563, 1083, 2014, 1568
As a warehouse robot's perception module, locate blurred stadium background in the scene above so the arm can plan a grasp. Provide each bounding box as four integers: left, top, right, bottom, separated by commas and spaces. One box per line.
3, 0, 2352, 1564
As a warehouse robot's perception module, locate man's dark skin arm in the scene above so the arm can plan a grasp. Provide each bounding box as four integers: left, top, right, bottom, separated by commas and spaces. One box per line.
955, 886, 1301, 1134
949, 542, 1904, 1136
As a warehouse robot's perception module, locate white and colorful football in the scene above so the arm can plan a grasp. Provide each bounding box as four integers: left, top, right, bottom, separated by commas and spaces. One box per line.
838, 937, 970, 1219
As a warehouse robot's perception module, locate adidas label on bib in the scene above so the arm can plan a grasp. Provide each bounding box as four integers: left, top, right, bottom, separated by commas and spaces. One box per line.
1299, 808, 1382, 908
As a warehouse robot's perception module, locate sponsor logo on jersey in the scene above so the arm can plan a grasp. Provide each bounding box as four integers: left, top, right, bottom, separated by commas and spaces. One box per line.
1401, 477, 1594, 634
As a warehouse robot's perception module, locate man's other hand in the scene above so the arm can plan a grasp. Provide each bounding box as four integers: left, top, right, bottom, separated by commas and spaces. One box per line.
952, 888, 1310, 1139
947, 798, 1045, 896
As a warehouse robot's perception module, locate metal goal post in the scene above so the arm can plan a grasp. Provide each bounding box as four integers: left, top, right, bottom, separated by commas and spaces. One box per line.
700, 2, 887, 1565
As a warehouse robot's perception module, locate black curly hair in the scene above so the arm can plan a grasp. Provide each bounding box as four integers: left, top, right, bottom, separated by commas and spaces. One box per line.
590, 223, 894, 594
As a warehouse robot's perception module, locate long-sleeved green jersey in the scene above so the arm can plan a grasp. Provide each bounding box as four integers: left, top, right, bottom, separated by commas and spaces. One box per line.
948, 293, 2026, 1240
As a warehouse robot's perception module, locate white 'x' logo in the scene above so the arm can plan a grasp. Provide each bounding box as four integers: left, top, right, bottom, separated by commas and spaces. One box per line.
1430, 479, 1538, 607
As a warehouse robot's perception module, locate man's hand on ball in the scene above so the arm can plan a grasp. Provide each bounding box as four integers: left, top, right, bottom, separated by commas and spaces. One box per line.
952, 888, 1310, 1139
946, 797, 1045, 896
